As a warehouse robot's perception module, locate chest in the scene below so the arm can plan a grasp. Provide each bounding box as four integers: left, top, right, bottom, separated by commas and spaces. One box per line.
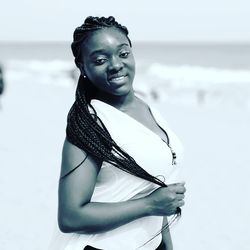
94, 122, 175, 195
124, 104, 170, 145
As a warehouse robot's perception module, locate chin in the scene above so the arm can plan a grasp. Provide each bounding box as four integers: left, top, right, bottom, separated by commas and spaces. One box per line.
112, 85, 133, 97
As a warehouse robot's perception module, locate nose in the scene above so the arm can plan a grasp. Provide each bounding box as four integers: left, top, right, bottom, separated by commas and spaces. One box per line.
108, 55, 123, 73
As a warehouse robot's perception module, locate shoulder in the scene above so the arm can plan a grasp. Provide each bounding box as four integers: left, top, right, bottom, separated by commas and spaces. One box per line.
60, 138, 102, 179
62, 138, 87, 166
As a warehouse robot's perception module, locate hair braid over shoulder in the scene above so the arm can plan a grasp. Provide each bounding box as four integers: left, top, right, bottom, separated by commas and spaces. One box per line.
67, 16, 166, 187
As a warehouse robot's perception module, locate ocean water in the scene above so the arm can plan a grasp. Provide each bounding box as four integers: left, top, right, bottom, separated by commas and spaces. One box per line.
1, 42, 250, 69
0, 42, 250, 107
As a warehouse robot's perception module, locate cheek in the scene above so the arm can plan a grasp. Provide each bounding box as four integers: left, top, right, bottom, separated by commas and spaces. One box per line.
86, 67, 106, 82
128, 57, 135, 72
128, 63, 135, 78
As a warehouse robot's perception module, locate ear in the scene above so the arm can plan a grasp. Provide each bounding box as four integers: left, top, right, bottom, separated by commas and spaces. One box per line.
77, 62, 85, 76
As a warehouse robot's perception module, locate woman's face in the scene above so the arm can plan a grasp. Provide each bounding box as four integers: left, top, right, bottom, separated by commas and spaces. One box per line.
81, 27, 135, 98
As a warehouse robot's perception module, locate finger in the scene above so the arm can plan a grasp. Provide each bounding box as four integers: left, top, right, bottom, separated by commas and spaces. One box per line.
176, 185, 186, 194
178, 200, 185, 207
168, 182, 185, 187
177, 181, 186, 185
168, 185, 186, 194
176, 194, 185, 200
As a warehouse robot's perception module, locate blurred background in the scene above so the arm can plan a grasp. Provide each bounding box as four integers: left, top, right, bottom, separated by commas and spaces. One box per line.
0, 1, 250, 249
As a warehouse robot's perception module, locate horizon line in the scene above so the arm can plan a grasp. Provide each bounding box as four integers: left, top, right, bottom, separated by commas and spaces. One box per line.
0, 40, 250, 46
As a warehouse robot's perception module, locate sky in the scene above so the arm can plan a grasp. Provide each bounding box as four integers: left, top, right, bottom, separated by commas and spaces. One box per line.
1, 0, 249, 42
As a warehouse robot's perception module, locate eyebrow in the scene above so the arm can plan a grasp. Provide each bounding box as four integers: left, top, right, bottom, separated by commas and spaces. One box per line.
89, 43, 130, 57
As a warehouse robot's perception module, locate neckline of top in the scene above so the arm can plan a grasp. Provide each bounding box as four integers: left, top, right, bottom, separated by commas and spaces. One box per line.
90, 98, 170, 145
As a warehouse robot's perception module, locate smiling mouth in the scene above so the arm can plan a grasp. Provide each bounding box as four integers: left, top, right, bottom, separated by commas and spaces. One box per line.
108, 75, 128, 83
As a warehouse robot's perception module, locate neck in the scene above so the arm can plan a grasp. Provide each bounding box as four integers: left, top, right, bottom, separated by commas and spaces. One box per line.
95, 90, 136, 111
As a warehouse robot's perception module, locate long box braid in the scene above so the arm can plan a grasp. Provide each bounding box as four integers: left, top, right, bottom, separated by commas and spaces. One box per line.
66, 16, 181, 244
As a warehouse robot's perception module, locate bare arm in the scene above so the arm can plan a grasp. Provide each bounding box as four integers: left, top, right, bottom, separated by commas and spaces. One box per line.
58, 139, 185, 234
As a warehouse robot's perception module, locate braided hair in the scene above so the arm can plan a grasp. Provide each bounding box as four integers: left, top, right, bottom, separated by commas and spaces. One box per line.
66, 17, 181, 243
66, 16, 166, 187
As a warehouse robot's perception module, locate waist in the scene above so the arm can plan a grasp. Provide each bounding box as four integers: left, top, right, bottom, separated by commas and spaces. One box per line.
67, 216, 163, 250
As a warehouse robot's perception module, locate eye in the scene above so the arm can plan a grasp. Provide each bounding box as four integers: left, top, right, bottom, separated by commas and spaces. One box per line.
94, 58, 107, 65
120, 51, 130, 58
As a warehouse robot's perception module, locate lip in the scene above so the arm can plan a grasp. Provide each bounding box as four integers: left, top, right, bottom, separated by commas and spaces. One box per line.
108, 74, 128, 81
108, 74, 129, 85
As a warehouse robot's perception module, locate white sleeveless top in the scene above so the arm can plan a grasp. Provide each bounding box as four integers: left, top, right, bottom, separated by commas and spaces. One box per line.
49, 99, 183, 250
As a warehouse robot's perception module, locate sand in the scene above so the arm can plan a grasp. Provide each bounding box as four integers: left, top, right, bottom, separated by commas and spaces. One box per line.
0, 65, 250, 250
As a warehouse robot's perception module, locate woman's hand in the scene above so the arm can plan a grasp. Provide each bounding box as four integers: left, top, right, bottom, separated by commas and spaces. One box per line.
145, 183, 186, 216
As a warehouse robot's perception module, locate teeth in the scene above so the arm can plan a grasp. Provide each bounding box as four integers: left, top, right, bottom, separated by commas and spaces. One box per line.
111, 76, 125, 81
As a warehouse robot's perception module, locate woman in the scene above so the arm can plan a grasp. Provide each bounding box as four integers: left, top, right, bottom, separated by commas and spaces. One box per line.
52, 16, 186, 250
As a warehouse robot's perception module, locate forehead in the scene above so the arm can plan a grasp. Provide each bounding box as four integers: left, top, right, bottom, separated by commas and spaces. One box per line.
82, 27, 130, 56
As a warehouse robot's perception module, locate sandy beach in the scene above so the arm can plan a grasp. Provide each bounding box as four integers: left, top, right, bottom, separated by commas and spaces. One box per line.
0, 57, 250, 250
